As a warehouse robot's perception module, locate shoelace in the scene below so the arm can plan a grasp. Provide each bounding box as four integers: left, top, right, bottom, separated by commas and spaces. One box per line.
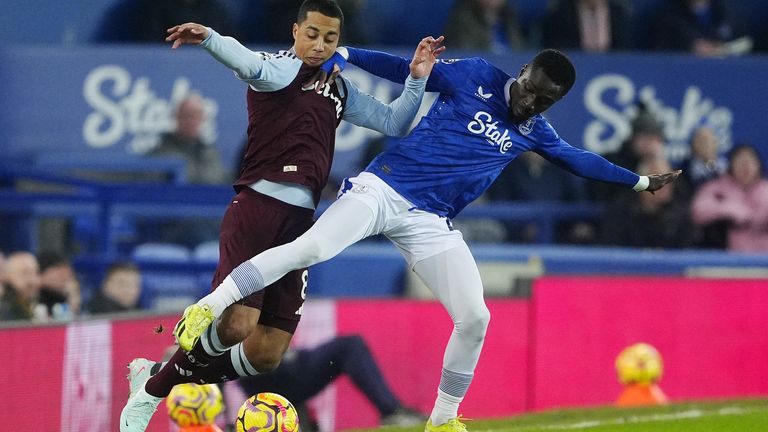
452, 415, 471, 431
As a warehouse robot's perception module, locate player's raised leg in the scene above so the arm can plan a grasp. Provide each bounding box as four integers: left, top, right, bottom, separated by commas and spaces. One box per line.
413, 244, 489, 431
120, 189, 313, 432
175, 190, 378, 350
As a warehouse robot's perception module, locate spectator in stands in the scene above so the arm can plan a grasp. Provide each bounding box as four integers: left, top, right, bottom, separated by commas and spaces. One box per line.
0, 252, 45, 321
37, 251, 81, 320
691, 144, 768, 252
0, 250, 6, 304
590, 105, 666, 202
87, 262, 142, 314
443, 0, 523, 53
652, 0, 751, 56
147, 93, 229, 185
679, 124, 728, 193
144, 93, 227, 247
541, 0, 632, 53
487, 151, 592, 243
133, 0, 235, 43
0, 250, 6, 282
257, 0, 371, 45
238, 335, 424, 430
600, 157, 694, 248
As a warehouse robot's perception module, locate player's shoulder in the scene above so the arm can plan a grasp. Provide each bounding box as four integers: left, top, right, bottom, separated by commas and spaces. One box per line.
438, 56, 492, 67
256, 49, 300, 61
527, 114, 561, 142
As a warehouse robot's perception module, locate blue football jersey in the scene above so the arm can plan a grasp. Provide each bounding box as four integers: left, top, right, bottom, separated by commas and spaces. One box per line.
346, 48, 640, 218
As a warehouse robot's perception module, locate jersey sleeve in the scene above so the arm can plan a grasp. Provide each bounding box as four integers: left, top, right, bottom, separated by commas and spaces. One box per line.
200, 28, 301, 92
343, 47, 477, 94
341, 74, 427, 137
534, 120, 640, 188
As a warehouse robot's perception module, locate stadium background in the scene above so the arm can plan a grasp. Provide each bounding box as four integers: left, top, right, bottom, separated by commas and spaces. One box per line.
2, 0, 768, 431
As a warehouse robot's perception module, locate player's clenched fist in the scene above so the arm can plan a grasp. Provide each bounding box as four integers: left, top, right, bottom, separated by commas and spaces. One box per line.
165, 23, 210, 49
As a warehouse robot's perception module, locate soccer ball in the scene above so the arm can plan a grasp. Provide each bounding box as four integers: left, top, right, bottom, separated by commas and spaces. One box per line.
236, 392, 299, 432
615, 343, 663, 385
166, 383, 224, 427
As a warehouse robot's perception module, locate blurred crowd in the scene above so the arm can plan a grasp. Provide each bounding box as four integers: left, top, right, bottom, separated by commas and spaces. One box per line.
0, 250, 142, 322
3, 0, 768, 325
94, 0, 768, 57
3, 96, 767, 326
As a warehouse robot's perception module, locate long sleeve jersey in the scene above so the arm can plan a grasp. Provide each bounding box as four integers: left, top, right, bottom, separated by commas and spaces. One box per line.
200, 30, 427, 203
344, 47, 641, 218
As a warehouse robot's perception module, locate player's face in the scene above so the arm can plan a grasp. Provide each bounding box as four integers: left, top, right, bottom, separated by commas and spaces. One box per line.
292, 11, 341, 67
508, 65, 563, 123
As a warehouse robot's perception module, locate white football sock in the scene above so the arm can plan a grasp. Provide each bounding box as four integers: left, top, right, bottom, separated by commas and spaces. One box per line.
430, 389, 463, 426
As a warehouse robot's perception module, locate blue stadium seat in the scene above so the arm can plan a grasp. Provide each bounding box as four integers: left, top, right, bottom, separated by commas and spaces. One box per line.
193, 240, 220, 264
132, 242, 191, 262
131, 242, 198, 311
192, 240, 219, 297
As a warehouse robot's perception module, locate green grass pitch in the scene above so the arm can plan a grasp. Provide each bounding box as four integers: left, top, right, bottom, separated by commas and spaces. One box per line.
348, 399, 768, 431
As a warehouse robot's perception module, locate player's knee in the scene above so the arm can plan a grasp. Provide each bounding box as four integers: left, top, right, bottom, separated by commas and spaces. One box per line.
457, 305, 490, 341
216, 318, 254, 346
294, 236, 331, 267
247, 351, 283, 373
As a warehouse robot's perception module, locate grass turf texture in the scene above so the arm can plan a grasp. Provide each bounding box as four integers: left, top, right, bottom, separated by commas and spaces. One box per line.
348, 399, 768, 431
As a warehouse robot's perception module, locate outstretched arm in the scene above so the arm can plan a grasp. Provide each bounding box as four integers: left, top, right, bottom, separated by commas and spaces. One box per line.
166, 23, 300, 91
342, 36, 445, 136
537, 139, 680, 192
307, 38, 478, 94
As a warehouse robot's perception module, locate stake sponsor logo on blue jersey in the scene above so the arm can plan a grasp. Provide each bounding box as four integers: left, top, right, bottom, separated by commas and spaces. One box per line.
467, 111, 515, 154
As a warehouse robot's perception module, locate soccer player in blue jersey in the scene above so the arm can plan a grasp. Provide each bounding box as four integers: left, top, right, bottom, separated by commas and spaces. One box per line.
118, 1, 446, 430
174, 48, 680, 431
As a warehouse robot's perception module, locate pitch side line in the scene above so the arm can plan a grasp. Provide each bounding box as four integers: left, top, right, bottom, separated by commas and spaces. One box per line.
474, 406, 762, 431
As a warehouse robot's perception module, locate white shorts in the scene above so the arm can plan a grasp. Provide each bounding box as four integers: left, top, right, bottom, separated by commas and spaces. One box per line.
337, 172, 466, 268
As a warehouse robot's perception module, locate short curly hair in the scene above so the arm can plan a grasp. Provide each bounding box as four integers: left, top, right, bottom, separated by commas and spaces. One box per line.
531, 49, 576, 96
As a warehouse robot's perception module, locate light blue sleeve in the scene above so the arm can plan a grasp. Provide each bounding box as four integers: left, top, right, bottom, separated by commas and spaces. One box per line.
340, 74, 427, 137
200, 28, 302, 92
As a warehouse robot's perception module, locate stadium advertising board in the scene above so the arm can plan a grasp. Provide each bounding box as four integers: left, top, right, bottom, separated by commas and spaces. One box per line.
1, 47, 767, 179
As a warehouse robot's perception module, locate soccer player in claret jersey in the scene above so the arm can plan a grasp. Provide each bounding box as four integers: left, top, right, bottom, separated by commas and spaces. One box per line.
174, 48, 681, 431
119, 1, 446, 430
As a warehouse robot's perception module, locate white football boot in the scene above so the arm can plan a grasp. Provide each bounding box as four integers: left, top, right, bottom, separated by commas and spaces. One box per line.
120, 359, 163, 432
127, 358, 155, 398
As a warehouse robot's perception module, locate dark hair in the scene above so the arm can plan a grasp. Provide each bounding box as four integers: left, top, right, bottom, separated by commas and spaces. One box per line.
103, 262, 140, 284
37, 251, 70, 273
531, 49, 576, 96
728, 143, 763, 176
297, 0, 344, 30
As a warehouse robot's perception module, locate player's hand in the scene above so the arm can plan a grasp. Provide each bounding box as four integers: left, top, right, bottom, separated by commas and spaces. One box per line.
645, 170, 682, 194
409, 35, 446, 79
302, 51, 346, 93
165, 23, 210, 49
